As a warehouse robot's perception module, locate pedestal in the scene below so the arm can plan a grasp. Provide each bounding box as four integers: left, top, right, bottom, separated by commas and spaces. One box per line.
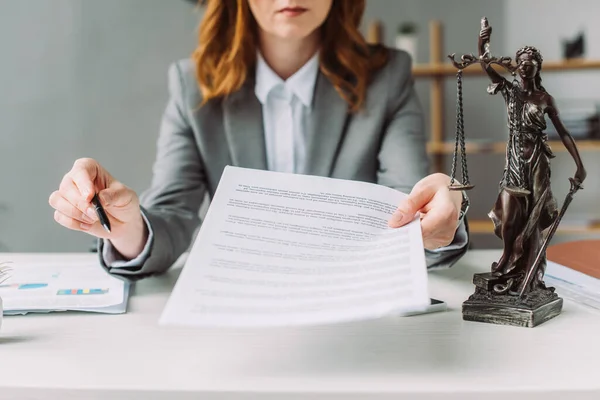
462, 273, 563, 328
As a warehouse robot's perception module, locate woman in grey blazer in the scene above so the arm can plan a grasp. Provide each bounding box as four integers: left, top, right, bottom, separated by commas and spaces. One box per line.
48, 0, 469, 279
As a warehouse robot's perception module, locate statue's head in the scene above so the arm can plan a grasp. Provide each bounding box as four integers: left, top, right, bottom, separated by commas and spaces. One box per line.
515, 46, 543, 80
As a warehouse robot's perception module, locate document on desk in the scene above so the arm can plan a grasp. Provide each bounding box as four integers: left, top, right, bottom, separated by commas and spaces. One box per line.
0, 258, 129, 315
160, 166, 430, 327
545, 261, 600, 311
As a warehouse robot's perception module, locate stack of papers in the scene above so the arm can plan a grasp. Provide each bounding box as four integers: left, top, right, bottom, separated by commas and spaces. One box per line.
546, 261, 600, 311
0, 257, 129, 315
160, 166, 432, 328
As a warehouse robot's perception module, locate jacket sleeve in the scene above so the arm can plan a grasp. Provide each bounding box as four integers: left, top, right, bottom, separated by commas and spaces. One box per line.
98, 61, 207, 280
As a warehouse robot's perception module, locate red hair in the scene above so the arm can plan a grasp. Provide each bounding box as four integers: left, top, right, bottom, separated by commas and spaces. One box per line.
194, 0, 388, 112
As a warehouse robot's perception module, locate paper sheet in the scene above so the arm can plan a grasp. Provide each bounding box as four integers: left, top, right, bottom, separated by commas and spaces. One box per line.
0, 258, 129, 315
160, 166, 430, 327
546, 261, 600, 311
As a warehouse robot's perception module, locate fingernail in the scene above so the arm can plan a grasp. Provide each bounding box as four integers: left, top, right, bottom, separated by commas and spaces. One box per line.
99, 193, 109, 206
80, 222, 93, 231
392, 211, 404, 223
388, 212, 402, 228
86, 207, 98, 221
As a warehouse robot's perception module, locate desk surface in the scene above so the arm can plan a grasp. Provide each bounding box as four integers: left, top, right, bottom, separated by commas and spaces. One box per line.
0, 251, 599, 400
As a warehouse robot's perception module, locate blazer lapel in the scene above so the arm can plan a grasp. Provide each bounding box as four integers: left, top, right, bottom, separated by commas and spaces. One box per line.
303, 72, 349, 176
223, 82, 268, 171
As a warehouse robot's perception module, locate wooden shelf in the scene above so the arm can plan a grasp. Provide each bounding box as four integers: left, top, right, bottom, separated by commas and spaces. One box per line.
427, 140, 600, 155
468, 219, 600, 235
413, 59, 600, 78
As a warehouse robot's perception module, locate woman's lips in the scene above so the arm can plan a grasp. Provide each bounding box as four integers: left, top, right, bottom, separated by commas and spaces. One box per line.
278, 7, 308, 17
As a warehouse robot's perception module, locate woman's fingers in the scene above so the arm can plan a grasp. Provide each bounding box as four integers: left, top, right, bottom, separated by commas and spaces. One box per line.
50, 158, 142, 241
388, 173, 463, 250
421, 209, 458, 250
52, 206, 110, 239
420, 201, 458, 240
53, 209, 94, 232
69, 158, 100, 200
49, 191, 97, 225
388, 184, 436, 228
55, 158, 113, 220
58, 179, 97, 218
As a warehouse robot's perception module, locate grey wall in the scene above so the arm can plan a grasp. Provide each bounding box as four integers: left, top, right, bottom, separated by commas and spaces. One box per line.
0, 0, 200, 252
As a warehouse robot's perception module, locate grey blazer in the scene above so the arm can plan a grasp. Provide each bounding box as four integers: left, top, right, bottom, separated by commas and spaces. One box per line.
99, 49, 469, 279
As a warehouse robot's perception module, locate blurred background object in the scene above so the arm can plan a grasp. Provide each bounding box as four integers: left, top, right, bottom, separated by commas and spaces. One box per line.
544, 99, 600, 140
395, 21, 418, 63
366, 19, 383, 44
563, 32, 585, 60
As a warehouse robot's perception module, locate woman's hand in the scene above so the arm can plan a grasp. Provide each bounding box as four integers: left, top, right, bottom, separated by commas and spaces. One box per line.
388, 173, 463, 250
48, 158, 147, 259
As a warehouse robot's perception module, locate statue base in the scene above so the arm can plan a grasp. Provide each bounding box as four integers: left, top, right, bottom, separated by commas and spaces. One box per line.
462, 273, 563, 328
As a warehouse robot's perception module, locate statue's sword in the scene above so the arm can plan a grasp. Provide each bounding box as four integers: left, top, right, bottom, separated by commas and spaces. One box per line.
518, 178, 583, 298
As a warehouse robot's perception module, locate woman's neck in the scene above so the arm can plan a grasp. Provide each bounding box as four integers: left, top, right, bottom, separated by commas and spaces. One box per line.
258, 30, 320, 80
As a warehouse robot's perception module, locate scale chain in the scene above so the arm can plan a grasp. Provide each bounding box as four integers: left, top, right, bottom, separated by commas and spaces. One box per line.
457, 71, 470, 186
449, 70, 463, 187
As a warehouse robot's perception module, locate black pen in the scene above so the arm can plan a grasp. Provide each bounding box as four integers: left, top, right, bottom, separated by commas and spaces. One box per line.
91, 193, 111, 233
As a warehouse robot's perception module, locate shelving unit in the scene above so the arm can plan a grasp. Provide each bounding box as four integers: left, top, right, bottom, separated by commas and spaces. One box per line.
468, 220, 600, 235
413, 59, 600, 78
412, 21, 600, 235
427, 140, 600, 155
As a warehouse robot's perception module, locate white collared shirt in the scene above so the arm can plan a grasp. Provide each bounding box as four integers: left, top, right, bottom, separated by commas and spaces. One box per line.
254, 52, 319, 174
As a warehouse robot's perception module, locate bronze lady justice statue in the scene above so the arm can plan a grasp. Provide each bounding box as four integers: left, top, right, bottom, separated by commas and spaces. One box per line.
449, 18, 587, 327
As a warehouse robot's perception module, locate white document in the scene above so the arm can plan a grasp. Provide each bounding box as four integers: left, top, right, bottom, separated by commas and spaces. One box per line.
160, 166, 430, 327
546, 261, 600, 311
0, 257, 129, 315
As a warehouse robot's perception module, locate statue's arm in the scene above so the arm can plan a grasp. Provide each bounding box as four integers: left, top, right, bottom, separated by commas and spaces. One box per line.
478, 18, 506, 85
546, 96, 587, 184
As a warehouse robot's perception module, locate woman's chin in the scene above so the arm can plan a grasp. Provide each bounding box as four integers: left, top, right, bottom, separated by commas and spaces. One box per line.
269, 26, 316, 41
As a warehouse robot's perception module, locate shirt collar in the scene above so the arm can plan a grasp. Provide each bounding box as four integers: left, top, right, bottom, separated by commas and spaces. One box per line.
255, 51, 319, 107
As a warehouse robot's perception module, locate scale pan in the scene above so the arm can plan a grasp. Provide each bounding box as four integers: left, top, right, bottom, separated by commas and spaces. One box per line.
448, 184, 475, 191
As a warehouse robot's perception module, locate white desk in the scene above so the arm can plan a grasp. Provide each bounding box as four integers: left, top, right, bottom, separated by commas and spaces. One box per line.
0, 251, 599, 400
